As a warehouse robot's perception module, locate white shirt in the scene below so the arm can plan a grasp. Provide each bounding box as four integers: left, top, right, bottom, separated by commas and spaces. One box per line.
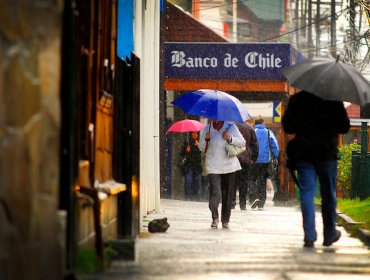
199, 122, 245, 174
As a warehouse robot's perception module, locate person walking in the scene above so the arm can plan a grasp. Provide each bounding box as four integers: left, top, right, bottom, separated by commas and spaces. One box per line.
180, 131, 202, 200
282, 90, 350, 248
232, 120, 259, 210
199, 120, 246, 229
251, 119, 279, 210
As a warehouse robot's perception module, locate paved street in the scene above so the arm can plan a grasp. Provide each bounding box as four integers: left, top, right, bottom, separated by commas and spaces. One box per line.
83, 192, 370, 280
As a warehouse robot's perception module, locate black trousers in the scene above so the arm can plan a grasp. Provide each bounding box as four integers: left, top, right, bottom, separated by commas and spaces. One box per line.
233, 163, 255, 209
249, 163, 268, 208
208, 172, 236, 223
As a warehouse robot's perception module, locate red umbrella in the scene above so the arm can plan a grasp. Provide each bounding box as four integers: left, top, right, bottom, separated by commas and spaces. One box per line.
167, 119, 205, 132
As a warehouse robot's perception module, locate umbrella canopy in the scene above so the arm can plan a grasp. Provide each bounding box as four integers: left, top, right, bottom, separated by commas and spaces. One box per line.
172, 89, 251, 123
282, 57, 370, 105
167, 119, 205, 133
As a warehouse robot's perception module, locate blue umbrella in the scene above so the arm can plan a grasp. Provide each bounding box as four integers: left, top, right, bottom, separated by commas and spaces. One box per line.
172, 89, 251, 123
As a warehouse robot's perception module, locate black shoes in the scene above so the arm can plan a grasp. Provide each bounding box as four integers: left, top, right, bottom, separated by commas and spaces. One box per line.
303, 240, 314, 248
323, 230, 341, 247
303, 230, 341, 248
251, 199, 260, 209
211, 219, 229, 229
211, 219, 219, 229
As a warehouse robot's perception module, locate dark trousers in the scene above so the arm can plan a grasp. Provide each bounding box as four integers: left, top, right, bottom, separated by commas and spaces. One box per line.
249, 163, 268, 208
208, 172, 236, 223
184, 169, 201, 200
233, 163, 255, 209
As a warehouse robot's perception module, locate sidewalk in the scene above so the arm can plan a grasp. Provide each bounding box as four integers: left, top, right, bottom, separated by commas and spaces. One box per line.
83, 192, 370, 280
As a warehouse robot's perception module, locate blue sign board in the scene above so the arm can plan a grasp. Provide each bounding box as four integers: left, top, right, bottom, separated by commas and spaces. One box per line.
165, 43, 293, 80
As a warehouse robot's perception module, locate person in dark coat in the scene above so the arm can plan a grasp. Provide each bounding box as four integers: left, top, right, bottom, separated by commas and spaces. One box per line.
232, 120, 259, 210
180, 131, 202, 200
282, 90, 350, 248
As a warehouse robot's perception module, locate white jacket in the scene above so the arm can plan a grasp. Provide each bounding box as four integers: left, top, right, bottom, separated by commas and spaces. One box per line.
199, 122, 245, 175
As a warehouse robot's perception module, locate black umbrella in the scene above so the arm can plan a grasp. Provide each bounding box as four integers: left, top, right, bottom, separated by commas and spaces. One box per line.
283, 57, 370, 105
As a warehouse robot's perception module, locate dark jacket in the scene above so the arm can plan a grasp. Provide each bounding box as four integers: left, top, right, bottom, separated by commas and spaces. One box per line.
282, 91, 350, 162
236, 122, 259, 164
180, 137, 202, 173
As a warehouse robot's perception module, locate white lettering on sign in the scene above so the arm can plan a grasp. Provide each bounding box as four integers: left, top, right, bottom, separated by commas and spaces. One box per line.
244, 52, 282, 69
224, 53, 239, 67
170, 50, 283, 70
171, 51, 218, 68
171, 51, 186, 67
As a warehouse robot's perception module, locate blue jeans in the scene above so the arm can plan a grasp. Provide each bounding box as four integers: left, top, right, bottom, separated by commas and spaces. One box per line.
296, 160, 338, 242
184, 169, 201, 200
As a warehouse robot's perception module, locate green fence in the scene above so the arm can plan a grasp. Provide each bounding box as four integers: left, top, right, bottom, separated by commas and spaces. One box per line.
351, 122, 370, 199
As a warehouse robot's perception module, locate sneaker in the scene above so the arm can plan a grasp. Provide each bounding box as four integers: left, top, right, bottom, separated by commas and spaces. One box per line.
211, 219, 219, 229
258, 207, 264, 211
240, 207, 246, 211
304, 240, 315, 248
251, 199, 260, 209
323, 230, 341, 246
222, 223, 229, 229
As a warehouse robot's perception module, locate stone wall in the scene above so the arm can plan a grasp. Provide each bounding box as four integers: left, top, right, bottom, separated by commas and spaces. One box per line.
0, 1, 63, 279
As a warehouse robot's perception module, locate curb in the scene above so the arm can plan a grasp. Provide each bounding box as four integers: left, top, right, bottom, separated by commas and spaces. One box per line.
337, 212, 370, 248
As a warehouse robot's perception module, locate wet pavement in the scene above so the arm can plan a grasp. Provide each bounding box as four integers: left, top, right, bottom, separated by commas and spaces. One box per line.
82, 192, 370, 280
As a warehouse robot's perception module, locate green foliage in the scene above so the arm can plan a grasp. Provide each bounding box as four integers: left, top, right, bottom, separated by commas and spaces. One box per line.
104, 245, 119, 268
76, 245, 119, 275
76, 248, 101, 274
337, 142, 360, 198
337, 198, 370, 231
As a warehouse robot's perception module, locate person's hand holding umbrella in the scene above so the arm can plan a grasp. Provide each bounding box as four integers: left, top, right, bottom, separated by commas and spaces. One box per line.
186, 143, 191, 153
222, 131, 232, 142
185, 134, 199, 153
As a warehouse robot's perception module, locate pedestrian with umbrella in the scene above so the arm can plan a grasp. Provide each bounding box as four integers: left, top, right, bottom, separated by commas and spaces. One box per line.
281, 56, 369, 248
179, 131, 202, 201
172, 90, 250, 229
167, 119, 205, 201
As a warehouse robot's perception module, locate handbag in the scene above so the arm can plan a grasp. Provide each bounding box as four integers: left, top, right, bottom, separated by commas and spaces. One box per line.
268, 159, 278, 178
267, 130, 278, 179
225, 143, 246, 157
177, 156, 187, 174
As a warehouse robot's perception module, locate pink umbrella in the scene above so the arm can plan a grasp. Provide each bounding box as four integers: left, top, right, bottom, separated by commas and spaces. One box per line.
167, 119, 205, 132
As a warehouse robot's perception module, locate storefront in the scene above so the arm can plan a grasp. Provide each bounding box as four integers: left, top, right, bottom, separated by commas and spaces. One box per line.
162, 42, 303, 200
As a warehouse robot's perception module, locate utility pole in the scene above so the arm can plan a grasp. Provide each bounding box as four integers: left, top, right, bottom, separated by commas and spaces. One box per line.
316, 0, 321, 56
308, 0, 313, 57
349, 0, 356, 35
330, 0, 337, 57
296, 0, 300, 50
233, 0, 237, 42
302, 0, 306, 37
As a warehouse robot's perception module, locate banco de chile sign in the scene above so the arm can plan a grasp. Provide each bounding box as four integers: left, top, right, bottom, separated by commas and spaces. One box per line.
165, 43, 293, 80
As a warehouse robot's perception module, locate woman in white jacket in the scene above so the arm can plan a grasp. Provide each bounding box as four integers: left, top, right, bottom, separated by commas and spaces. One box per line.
199, 120, 246, 229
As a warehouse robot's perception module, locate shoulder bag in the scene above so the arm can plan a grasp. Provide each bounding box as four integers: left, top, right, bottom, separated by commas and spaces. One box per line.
225, 125, 246, 157
225, 143, 246, 157
267, 130, 278, 178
